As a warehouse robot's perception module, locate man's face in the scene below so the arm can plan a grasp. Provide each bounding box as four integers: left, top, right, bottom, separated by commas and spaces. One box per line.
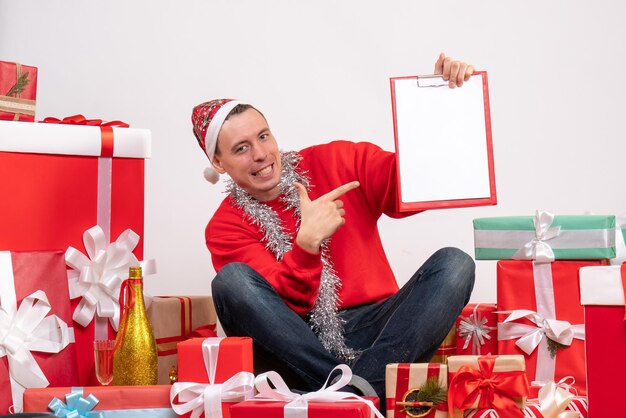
212, 108, 282, 202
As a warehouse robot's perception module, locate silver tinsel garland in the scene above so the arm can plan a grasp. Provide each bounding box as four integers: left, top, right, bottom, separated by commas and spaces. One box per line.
225, 151, 359, 362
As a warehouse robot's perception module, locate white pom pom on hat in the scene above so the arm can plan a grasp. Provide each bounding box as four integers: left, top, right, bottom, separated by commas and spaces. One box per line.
203, 166, 220, 184
191, 99, 243, 184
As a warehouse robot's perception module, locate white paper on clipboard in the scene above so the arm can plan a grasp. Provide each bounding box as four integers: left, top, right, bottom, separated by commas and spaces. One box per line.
391, 71, 496, 211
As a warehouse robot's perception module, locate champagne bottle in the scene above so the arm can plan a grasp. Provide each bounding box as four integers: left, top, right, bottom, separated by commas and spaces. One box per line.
112, 266, 158, 385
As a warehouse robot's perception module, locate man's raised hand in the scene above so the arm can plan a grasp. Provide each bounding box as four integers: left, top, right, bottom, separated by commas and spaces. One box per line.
434, 52, 475, 89
294, 181, 360, 254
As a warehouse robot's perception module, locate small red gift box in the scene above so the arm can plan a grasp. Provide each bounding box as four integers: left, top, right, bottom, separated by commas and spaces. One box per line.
0, 61, 37, 121
177, 337, 253, 383
147, 295, 217, 384
385, 363, 447, 418
0, 119, 151, 386
0, 251, 79, 414
23, 385, 172, 415
579, 263, 625, 418
173, 337, 254, 418
456, 303, 498, 356
496, 260, 603, 396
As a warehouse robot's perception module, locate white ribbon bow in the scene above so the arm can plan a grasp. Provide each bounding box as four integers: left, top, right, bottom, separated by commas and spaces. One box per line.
254, 364, 384, 418
531, 378, 580, 418
170, 337, 255, 418
512, 210, 561, 263
0, 290, 74, 413
458, 305, 496, 355
497, 310, 585, 355
170, 372, 255, 418
65, 225, 156, 332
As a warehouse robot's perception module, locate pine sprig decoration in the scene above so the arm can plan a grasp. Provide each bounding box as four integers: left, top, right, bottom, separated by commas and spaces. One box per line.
414, 376, 447, 405
6, 72, 30, 97
546, 337, 568, 358
401, 376, 448, 417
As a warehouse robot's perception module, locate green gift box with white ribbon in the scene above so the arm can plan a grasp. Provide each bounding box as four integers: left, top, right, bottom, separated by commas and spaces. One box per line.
473, 210, 616, 261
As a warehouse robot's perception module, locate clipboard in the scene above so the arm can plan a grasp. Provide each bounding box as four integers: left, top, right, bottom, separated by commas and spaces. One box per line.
390, 71, 496, 211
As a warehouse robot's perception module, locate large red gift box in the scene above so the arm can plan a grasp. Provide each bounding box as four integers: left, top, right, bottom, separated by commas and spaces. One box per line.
23, 385, 174, 416
0, 119, 151, 386
0, 61, 37, 121
385, 363, 447, 418
0, 251, 79, 414
173, 337, 254, 418
579, 263, 626, 418
230, 397, 380, 418
496, 260, 603, 396
456, 303, 498, 356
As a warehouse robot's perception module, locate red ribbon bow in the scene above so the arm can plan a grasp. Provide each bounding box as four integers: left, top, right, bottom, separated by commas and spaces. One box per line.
41, 114, 129, 127
41, 114, 129, 157
448, 356, 529, 418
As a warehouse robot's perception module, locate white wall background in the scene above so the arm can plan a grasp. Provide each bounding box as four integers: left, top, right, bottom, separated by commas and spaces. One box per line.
1, 1, 625, 302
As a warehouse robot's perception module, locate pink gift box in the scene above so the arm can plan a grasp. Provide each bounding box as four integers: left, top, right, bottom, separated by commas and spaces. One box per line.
0, 251, 79, 413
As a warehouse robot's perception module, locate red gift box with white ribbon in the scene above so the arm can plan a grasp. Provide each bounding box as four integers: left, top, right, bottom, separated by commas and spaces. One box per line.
0, 251, 78, 414
231, 365, 382, 418
0, 118, 151, 385
172, 337, 255, 418
496, 260, 603, 397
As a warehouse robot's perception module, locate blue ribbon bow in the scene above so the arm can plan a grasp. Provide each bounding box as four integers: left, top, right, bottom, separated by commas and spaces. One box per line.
48, 387, 103, 418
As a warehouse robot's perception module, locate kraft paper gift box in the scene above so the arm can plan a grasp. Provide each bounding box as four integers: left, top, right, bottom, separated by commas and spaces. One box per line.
456, 304, 498, 356
172, 337, 255, 418
0, 251, 79, 414
579, 263, 626, 418
496, 260, 604, 397
147, 295, 217, 384
385, 363, 448, 418
23, 385, 176, 417
447, 355, 528, 418
473, 211, 615, 261
0, 61, 37, 121
0, 119, 151, 386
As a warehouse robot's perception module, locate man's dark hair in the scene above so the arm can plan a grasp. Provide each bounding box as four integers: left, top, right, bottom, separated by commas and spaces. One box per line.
226, 103, 265, 120
215, 104, 266, 155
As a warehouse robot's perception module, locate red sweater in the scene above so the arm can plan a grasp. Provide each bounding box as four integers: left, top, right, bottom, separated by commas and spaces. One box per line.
206, 140, 419, 316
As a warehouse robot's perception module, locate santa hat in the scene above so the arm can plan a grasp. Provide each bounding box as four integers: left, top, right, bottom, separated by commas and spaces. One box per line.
191, 98, 243, 183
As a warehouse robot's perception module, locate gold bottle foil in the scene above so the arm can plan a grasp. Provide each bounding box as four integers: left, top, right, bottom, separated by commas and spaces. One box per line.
430, 325, 457, 364
112, 267, 158, 385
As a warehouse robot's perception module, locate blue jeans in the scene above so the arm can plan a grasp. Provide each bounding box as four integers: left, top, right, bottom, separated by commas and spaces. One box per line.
211, 247, 475, 410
